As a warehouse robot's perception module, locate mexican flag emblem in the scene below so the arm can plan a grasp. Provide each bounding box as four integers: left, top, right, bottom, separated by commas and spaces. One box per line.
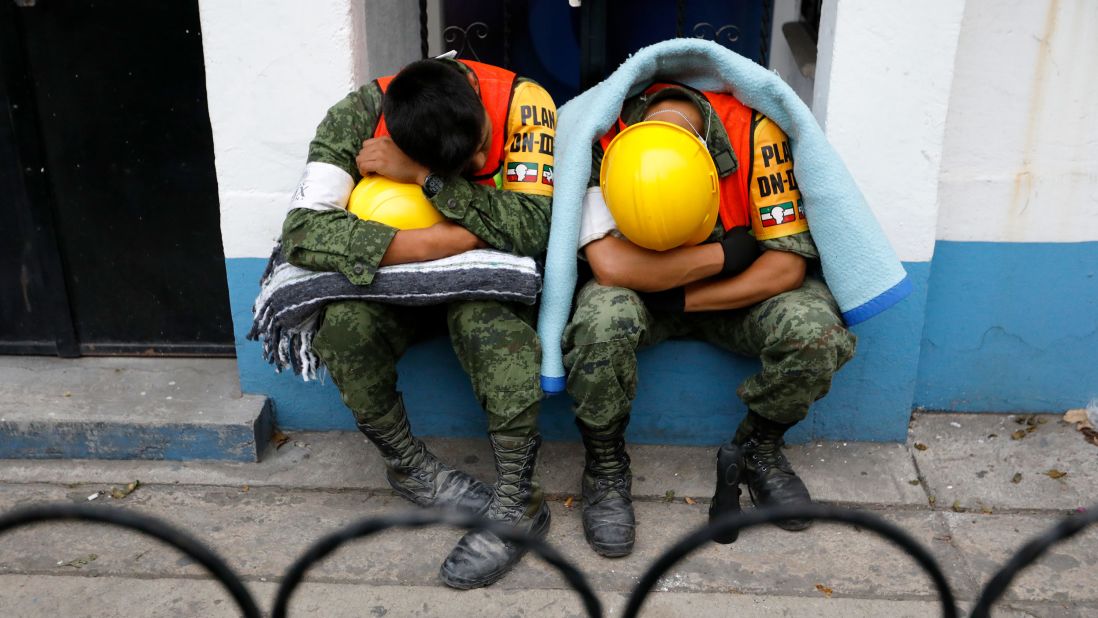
541, 164, 554, 186
506, 162, 538, 183
759, 202, 797, 227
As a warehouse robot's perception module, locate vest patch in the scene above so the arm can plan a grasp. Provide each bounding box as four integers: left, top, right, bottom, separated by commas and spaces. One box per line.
506, 161, 539, 183
749, 116, 808, 240
502, 81, 556, 196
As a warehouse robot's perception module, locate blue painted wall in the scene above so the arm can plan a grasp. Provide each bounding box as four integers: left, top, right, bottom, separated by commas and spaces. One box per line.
229, 259, 931, 444
916, 241, 1098, 412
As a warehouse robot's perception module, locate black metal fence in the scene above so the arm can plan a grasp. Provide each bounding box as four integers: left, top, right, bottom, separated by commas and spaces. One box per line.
2, 501, 1094, 617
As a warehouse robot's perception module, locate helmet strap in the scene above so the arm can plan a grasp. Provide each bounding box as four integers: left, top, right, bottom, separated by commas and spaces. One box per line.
643, 108, 708, 144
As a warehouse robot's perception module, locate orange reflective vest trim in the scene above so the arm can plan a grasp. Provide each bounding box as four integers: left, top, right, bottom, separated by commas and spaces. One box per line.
374, 60, 517, 187
598, 83, 754, 231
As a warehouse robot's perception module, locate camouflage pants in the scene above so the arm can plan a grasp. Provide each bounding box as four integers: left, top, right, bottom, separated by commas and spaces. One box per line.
313, 299, 542, 436
563, 277, 857, 429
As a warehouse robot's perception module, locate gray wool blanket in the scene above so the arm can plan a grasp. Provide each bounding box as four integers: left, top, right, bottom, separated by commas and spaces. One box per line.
247, 245, 542, 380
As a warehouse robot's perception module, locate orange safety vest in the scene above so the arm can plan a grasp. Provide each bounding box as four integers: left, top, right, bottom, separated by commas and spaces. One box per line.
598, 83, 754, 231
374, 60, 516, 186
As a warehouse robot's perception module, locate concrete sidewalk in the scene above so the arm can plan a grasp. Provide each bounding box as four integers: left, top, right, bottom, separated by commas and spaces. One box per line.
1, 411, 1096, 616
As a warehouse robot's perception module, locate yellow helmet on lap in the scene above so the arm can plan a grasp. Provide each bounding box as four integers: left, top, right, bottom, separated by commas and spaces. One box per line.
599, 121, 719, 251
347, 174, 445, 230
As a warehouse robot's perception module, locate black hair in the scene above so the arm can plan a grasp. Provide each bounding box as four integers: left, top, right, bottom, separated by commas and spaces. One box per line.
382, 59, 485, 177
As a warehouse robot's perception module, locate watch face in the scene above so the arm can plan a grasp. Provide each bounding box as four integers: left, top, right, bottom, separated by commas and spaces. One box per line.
425, 175, 444, 197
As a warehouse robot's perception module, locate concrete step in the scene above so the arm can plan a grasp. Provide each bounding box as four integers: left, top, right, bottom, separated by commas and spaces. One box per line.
0, 431, 927, 507
0, 357, 271, 462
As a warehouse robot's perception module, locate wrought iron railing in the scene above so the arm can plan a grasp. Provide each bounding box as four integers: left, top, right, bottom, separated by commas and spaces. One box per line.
2, 501, 1094, 616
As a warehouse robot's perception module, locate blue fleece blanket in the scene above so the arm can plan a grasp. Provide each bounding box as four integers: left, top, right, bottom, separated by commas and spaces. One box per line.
536, 39, 912, 393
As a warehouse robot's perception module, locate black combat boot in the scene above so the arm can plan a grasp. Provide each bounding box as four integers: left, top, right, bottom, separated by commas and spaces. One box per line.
707, 440, 745, 544
577, 416, 636, 557
738, 411, 813, 531
356, 396, 492, 516
439, 432, 551, 589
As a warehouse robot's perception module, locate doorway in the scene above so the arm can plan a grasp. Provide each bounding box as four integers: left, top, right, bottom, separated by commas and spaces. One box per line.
0, 0, 232, 357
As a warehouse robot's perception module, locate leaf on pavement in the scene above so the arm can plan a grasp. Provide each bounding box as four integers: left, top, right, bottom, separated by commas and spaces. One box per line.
1082, 427, 1098, 447
1011, 472, 1023, 484
58, 554, 98, 569
1011, 430, 1027, 441
110, 480, 141, 500
1064, 409, 1098, 447
1064, 408, 1091, 427
913, 442, 928, 451
271, 430, 290, 449
1044, 469, 1068, 479
563, 496, 574, 509
815, 583, 833, 598
684, 496, 697, 505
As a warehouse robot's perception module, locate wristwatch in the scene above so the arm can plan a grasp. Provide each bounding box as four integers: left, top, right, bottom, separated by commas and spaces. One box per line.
422, 173, 444, 198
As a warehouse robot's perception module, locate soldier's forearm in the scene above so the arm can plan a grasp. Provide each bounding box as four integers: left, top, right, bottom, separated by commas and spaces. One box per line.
378, 222, 484, 266
684, 250, 806, 311
585, 235, 724, 293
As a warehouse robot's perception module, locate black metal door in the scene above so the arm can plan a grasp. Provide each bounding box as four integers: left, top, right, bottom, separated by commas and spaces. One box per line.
0, 0, 232, 356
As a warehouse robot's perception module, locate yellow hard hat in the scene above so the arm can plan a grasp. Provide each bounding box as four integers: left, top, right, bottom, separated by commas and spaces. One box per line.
599, 121, 720, 251
347, 174, 445, 230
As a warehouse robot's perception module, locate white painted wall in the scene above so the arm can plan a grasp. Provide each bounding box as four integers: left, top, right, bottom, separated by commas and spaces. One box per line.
199, 0, 439, 259
198, 0, 367, 259
812, 0, 967, 263
937, 0, 1098, 243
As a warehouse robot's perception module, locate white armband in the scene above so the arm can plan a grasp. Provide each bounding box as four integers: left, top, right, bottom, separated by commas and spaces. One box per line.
288, 161, 355, 213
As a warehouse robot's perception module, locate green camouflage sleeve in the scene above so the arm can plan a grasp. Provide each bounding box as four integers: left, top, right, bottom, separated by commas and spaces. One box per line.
281, 208, 397, 286
430, 179, 551, 257
307, 82, 383, 178
760, 230, 819, 260
278, 82, 397, 285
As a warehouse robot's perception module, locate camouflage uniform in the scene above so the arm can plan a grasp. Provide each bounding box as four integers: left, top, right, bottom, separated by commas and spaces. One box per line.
564, 87, 857, 430
565, 274, 856, 427
281, 67, 551, 438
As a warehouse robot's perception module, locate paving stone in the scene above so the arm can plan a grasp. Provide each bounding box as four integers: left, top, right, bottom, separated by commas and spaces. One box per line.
943, 511, 1098, 604
0, 483, 967, 603
2, 575, 1007, 618
911, 413, 1098, 512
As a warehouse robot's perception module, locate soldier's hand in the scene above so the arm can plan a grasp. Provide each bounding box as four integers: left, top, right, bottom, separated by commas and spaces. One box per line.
356, 136, 430, 185
719, 226, 760, 277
